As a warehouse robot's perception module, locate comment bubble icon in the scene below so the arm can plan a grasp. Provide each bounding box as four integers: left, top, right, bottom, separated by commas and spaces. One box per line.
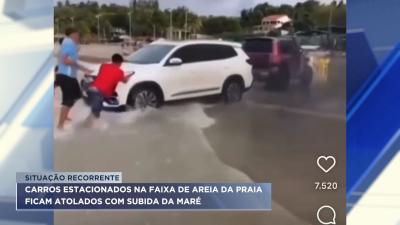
317, 205, 336, 225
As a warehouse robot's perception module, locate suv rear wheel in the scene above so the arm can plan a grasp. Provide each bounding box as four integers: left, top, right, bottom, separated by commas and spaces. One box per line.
128, 87, 162, 109
268, 66, 290, 90
300, 65, 313, 87
222, 78, 244, 103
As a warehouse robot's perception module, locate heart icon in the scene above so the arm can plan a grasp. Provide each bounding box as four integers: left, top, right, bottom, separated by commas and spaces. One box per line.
317, 156, 336, 173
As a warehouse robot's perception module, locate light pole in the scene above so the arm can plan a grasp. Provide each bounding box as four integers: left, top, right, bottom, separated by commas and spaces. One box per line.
153, 24, 156, 40
128, 11, 133, 38
328, 5, 333, 35
169, 10, 173, 40
96, 14, 101, 42
328, 0, 336, 48
184, 10, 188, 40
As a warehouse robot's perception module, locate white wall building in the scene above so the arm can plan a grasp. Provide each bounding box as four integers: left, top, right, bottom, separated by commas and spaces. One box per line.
262, 14, 292, 32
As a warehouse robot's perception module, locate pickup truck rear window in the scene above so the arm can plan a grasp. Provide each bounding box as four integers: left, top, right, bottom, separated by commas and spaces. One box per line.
243, 39, 273, 53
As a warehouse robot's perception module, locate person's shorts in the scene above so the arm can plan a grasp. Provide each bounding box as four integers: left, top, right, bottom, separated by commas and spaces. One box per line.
88, 88, 104, 118
55, 74, 82, 107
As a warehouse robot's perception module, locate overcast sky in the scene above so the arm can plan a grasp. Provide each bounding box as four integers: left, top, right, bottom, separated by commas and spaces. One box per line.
60, 0, 334, 16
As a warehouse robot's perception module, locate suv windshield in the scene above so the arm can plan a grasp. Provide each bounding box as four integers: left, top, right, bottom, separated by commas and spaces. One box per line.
243, 39, 273, 53
127, 44, 175, 64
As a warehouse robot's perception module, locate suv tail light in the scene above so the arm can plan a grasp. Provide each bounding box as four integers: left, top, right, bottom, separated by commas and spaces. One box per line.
270, 53, 281, 65
270, 42, 281, 65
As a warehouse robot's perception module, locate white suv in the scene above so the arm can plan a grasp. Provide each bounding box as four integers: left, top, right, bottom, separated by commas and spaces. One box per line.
81, 40, 253, 109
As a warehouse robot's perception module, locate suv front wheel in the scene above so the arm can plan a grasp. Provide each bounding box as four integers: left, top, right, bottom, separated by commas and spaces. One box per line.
222, 78, 244, 104
128, 87, 162, 109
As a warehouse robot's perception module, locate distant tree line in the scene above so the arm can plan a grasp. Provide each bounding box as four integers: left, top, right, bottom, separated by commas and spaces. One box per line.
54, 0, 345, 41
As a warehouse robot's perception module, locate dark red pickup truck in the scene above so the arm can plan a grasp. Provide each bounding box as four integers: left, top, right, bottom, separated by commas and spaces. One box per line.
243, 37, 313, 89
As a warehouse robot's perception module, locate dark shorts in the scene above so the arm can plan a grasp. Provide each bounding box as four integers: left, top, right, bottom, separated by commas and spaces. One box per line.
88, 88, 104, 118
55, 74, 82, 107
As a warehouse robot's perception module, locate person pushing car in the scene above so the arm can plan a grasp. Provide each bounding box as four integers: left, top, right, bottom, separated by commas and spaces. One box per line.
84, 53, 134, 128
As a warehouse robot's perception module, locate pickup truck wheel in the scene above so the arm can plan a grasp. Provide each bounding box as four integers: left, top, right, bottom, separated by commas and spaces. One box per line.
129, 87, 161, 109
268, 66, 289, 90
223, 79, 243, 104
300, 65, 313, 87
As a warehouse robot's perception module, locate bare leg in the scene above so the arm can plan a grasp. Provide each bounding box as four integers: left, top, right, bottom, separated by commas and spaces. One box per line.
57, 106, 70, 130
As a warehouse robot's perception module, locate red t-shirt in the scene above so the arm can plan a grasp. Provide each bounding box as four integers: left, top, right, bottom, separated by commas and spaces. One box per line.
92, 64, 124, 97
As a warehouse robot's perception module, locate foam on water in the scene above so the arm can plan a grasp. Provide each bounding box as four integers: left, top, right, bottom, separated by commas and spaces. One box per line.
163, 103, 216, 129
54, 85, 216, 140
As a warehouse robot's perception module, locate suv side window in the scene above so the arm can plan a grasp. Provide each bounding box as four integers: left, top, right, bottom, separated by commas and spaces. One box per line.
243, 39, 273, 53
170, 45, 197, 64
280, 40, 299, 54
280, 41, 293, 54
169, 44, 237, 64
211, 45, 237, 60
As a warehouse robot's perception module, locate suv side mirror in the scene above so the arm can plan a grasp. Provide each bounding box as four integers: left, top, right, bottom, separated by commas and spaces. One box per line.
168, 57, 183, 66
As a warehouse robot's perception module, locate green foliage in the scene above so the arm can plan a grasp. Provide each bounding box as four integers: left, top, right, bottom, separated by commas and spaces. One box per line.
54, 0, 346, 41
55, 1, 204, 39
202, 17, 242, 35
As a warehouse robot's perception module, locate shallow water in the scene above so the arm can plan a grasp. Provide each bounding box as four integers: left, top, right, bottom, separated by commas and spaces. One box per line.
54, 96, 311, 225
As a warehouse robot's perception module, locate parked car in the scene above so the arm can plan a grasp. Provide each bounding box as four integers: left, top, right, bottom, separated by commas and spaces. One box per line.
243, 37, 313, 89
80, 39, 253, 109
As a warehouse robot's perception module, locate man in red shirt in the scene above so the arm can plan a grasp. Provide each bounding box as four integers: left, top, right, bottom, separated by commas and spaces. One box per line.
84, 54, 134, 127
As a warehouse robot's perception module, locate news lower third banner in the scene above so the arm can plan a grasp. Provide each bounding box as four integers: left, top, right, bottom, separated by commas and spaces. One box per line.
16, 172, 272, 211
